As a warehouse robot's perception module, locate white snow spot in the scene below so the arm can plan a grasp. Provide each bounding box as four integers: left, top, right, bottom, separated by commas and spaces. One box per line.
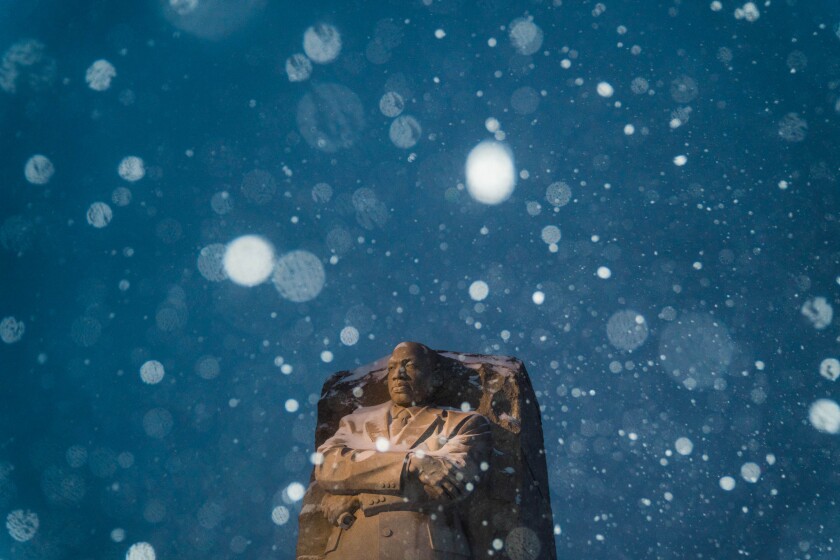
197, 243, 228, 282
508, 16, 543, 55
85, 59, 116, 91
309, 452, 324, 465
6, 509, 38, 542
734, 2, 760, 22
545, 181, 572, 207
118, 156, 145, 182
112, 186, 132, 207
809, 399, 840, 434
389, 115, 422, 149
820, 358, 840, 382
469, 280, 489, 301
271, 505, 290, 525
223, 235, 275, 287
596, 81, 614, 98
801, 297, 833, 329
140, 360, 165, 385
375, 436, 390, 452
740, 462, 761, 483
0, 316, 25, 344
340, 326, 359, 346
465, 141, 516, 204
675, 437, 693, 456
541, 225, 561, 245
607, 310, 648, 351
111, 528, 125, 542
86, 202, 113, 228
285, 482, 305, 502
272, 250, 325, 302
196, 356, 220, 380
169, 0, 197, 15
126, 542, 156, 560
285, 53, 312, 82
303, 24, 342, 63
379, 91, 404, 117
24, 154, 54, 184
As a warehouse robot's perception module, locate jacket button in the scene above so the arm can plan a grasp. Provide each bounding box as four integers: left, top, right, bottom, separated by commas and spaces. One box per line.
381, 528, 393, 537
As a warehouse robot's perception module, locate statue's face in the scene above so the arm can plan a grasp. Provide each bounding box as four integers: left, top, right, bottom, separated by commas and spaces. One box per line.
387, 343, 436, 406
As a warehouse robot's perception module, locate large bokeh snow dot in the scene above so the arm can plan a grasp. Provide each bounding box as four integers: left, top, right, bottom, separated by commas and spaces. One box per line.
223, 235, 275, 287
285, 482, 305, 502
118, 156, 145, 182
303, 23, 342, 63
25, 154, 54, 184
465, 141, 516, 205
272, 250, 325, 302
140, 360, 165, 385
469, 280, 489, 301
126, 542, 155, 560
6, 509, 39, 542
809, 398, 840, 434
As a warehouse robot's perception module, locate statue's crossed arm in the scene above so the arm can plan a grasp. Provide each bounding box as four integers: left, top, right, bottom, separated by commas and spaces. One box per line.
314, 412, 491, 524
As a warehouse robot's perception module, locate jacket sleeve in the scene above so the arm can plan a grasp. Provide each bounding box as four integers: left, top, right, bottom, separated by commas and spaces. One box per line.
423, 413, 492, 500
362, 413, 493, 513
357, 493, 411, 515
315, 416, 411, 494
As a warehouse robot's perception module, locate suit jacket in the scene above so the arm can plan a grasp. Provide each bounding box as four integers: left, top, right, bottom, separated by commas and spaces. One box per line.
314, 401, 492, 559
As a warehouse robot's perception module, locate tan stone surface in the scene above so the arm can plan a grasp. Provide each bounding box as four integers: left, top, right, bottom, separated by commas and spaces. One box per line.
296, 347, 556, 560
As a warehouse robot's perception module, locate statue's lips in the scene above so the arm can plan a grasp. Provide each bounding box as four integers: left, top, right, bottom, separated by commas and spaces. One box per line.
392, 384, 412, 393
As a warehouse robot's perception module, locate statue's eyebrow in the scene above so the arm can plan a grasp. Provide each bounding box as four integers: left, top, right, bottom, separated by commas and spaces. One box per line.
388, 358, 414, 369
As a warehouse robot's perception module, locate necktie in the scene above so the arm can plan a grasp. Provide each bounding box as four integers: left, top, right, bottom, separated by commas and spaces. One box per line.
394, 408, 411, 429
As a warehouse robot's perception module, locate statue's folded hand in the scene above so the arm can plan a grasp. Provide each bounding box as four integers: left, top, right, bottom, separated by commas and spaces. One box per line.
320, 493, 360, 526
409, 455, 467, 500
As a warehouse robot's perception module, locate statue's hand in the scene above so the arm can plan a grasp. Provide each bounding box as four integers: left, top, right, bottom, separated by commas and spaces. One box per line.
320, 494, 360, 526
409, 454, 466, 500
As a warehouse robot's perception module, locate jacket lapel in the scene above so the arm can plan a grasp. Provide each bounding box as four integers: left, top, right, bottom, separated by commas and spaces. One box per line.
394, 406, 442, 448
364, 404, 390, 444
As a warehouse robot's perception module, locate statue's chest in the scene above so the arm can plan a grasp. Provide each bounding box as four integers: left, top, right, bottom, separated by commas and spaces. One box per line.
366, 416, 448, 451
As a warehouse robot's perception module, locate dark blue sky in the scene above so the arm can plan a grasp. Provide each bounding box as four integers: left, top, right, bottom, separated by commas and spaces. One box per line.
1, 0, 839, 558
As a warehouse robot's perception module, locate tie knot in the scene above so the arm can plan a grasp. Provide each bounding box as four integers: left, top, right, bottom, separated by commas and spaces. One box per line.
393, 406, 413, 424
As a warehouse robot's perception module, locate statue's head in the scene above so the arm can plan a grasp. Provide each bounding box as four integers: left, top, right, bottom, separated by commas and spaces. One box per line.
387, 341, 442, 406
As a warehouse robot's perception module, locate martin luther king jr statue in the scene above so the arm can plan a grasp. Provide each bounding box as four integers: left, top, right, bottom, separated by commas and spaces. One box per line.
312, 341, 492, 559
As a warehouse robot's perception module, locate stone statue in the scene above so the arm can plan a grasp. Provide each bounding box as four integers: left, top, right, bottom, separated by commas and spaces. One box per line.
296, 342, 556, 560
313, 341, 492, 559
